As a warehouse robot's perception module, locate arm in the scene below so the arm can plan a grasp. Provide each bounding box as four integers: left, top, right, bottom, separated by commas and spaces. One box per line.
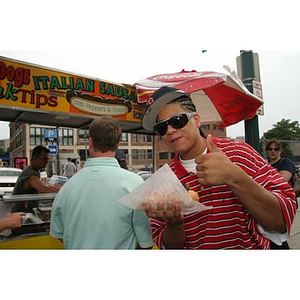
278, 170, 292, 182
25, 176, 58, 193
0, 213, 25, 232
222, 163, 286, 233
195, 135, 290, 233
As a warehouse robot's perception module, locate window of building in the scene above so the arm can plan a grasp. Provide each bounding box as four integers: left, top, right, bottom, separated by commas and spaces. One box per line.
132, 134, 137, 143
147, 149, 153, 159
159, 152, 169, 160
79, 149, 89, 161
140, 149, 146, 159
29, 127, 43, 145
120, 133, 128, 142
201, 124, 210, 130
146, 135, 152, 143
132, 149, 139, 160
59, 128, 74, 146
16, 133, 22, 148
140, 135, 145, 143
212, 125, 224, 131
78, 129, 88, 142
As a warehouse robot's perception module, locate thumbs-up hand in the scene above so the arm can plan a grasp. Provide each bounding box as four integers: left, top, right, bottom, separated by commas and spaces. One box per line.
195, 134, 235, 186
206, 134, 221, 153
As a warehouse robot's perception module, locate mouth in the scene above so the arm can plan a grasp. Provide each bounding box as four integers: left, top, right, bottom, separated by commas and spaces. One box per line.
169, 136, 182, 144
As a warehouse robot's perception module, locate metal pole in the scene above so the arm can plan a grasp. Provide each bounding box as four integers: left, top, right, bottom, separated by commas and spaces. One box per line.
238, 50, 260, 152
152, 135, 156, 172
56, 126, 60, 175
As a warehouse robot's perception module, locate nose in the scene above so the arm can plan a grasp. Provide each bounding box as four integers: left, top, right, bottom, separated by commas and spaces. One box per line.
165, 124, 177, 135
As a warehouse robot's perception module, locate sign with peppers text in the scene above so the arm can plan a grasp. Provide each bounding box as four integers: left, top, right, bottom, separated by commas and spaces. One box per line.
0, 57, 145, 122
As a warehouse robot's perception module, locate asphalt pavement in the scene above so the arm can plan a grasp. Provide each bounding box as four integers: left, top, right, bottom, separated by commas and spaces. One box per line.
287, 198, 300, 249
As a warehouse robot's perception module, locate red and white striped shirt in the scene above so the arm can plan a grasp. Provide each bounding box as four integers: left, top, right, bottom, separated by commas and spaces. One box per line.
151, 138, 297, 249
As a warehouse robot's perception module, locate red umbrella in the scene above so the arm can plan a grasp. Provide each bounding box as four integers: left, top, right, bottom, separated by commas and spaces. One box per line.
135, 67, 263, 127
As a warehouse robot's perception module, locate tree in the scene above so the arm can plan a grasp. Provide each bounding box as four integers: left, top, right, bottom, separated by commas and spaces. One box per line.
263, 119, 300, 141
263, 119, 300, 159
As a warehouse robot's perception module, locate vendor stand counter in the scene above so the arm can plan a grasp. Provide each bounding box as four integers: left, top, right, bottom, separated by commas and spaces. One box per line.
0, 193, 64, 249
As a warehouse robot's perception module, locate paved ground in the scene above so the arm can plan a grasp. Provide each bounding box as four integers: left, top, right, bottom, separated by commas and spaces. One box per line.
287, 198, 300, 249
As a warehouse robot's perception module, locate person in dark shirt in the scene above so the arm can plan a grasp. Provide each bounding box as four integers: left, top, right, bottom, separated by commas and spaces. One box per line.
11, 146, 58, 235
13, 145, 57, 210
115, 149, 128, 169
266, 139, 296, 187
266, 138, 297, 249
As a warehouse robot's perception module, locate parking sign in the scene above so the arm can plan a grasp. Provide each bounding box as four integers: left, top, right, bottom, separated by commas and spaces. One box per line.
44, 129, 57, 139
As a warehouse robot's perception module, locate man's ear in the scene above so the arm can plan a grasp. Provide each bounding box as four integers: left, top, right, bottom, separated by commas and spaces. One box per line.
194, 113, 201, 128
89, 137, 93, 150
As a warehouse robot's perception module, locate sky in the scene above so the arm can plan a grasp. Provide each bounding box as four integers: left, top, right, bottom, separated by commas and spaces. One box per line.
1, 1, 300, 141
1, 1, 299, 142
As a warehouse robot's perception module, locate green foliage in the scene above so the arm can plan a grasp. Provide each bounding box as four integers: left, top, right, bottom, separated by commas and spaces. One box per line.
263, 119, 300, 159
264, 119, 300, 141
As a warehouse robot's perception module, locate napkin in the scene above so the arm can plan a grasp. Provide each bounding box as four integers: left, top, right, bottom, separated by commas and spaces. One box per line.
118, 164, 211, 215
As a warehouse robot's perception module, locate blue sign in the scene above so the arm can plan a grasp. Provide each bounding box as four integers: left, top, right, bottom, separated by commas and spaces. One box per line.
48, 145, 58, 155
44, 129, 57, 139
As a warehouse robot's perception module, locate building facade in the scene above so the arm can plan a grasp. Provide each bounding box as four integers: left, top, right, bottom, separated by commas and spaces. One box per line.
9, 122, 227, 174
9, 123, 154, 174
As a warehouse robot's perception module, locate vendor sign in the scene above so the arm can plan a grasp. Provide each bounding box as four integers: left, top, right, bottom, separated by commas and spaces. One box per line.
0, 57, 144, 123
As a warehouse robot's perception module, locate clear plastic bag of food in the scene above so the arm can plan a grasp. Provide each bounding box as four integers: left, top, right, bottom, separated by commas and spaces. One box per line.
118, 164, 211, 215
22, 213, 43, 225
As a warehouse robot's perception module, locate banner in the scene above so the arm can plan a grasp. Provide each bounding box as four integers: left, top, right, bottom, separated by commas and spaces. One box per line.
0, 57, 145, 123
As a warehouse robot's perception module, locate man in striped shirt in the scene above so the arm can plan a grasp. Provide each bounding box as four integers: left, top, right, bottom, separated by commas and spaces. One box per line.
141, 86, 297, 249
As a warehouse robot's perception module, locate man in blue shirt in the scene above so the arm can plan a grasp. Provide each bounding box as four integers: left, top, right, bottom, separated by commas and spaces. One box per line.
50, 117, 154, 249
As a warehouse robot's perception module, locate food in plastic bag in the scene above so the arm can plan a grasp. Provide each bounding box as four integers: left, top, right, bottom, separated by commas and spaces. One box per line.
188, 190, 199, 202
22, 213, 43, 225
118, 164, 211, 215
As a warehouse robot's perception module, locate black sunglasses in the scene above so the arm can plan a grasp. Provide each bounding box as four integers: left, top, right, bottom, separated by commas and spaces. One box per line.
267, 147, 280, 151
154, 112, 196, 136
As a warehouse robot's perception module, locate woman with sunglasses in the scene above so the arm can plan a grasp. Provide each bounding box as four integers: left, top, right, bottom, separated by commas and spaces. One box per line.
266, 139, 297, 249
266, 139, 296, 187
142, 86, 297, 249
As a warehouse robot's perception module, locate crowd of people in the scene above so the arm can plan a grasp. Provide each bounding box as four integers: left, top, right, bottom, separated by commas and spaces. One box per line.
1, 86, 298, 250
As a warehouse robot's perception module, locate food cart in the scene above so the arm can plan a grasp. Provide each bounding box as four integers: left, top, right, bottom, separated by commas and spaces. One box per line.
0, 55, 153, 249
0, 193, 64, 249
